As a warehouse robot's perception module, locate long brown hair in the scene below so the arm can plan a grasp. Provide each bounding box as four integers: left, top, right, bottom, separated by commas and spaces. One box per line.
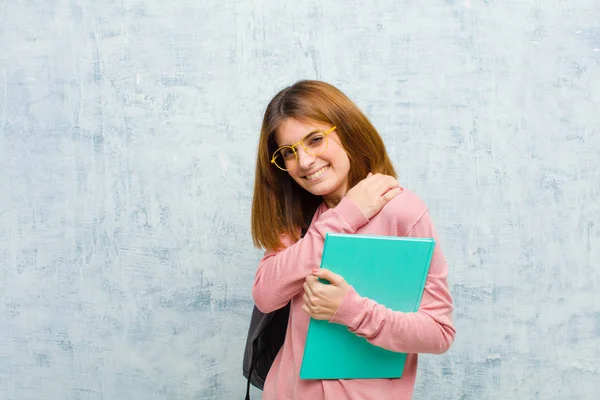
251, 80, 397, 250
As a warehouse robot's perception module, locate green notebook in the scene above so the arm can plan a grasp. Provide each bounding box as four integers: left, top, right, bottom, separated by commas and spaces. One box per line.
299, 233, 435, 380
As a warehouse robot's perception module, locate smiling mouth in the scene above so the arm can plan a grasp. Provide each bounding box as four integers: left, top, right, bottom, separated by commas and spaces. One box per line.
305, 166, 330, 180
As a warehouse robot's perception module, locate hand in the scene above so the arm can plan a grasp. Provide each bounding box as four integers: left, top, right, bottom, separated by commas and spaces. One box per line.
344, 172, 403, 219
302, 268, 351, 320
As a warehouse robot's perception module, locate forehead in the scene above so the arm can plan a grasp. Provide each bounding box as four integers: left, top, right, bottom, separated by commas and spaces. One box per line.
275, 118, 330, 146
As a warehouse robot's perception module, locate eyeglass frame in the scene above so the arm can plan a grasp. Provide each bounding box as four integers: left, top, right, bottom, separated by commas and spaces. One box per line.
270, 126, 337, 171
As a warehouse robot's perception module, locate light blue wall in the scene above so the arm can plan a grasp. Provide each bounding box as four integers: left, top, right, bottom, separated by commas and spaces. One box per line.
1, 1, 599, 399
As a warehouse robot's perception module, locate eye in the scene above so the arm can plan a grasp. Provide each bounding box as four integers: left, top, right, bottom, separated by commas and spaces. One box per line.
307, 134, 325, 146
281, 148, 295, 159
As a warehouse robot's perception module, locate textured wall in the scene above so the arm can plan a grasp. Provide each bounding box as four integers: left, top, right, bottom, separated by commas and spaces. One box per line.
1, 1, 599, 399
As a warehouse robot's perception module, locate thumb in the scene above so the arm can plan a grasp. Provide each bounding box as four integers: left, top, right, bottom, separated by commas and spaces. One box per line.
314, 268, 344, 285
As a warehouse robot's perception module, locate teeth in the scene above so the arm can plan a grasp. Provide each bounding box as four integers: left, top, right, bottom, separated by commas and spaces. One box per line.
306, 166, 329, 180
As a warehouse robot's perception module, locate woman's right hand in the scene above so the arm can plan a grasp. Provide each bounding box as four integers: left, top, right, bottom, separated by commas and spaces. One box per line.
344, 173, 403, 220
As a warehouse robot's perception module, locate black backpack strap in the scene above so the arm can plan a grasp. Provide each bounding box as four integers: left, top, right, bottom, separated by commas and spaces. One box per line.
245, 356, 255, 400
245, 365, 252, 400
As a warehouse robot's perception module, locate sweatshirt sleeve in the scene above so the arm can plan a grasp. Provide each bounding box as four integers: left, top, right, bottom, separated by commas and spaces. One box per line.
329, 210, 456, 354
252, 197, 369, 313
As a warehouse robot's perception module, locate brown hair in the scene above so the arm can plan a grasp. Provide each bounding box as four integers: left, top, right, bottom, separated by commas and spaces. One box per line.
251, 80, 397, 250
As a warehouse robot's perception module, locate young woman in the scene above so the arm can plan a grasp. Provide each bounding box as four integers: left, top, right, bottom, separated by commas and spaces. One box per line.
250, 80, 455, 400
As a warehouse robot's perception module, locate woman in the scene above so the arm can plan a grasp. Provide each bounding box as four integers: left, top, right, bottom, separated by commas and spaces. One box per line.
251, 80, 455, 400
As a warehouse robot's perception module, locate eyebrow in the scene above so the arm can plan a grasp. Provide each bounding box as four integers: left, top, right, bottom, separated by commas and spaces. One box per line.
280, 129, 321, 147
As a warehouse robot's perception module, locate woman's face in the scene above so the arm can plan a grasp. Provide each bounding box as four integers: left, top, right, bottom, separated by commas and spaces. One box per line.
275, 118, 351, 207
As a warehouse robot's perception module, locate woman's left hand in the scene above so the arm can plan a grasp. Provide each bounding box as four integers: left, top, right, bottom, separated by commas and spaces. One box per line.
302, 268, 351, 320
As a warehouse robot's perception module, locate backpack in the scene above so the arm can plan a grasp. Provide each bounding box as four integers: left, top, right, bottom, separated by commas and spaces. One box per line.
242, 227, 308, 400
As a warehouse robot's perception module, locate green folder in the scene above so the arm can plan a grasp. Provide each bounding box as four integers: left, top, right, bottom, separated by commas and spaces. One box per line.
299, 233, 435, 380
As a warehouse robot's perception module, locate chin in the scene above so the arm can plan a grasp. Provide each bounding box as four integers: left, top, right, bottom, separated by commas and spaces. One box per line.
305, 188, 329, 196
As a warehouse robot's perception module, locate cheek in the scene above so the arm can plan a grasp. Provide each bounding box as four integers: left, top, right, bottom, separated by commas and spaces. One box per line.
332, 150, 350, 171
288, 170, 304, 185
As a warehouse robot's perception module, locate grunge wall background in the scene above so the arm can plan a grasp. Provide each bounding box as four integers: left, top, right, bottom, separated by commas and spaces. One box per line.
1, 1, 599, 398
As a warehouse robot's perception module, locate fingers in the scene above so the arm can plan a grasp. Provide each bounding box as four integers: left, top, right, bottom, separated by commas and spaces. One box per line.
372, 176, 402, 210
303, 293, 313, 306
370, 178, 401, 206
345, 173, 403, 220
313, 268, 344, 285
382, 187, 403, 201
375, 176, 400, 193
303, 292, 318, 317
364, 173, 399, 193
302, 304, 311, 316
305, 275, 319, 290
366, 172, 379, 180
303, 281, 315, 298
305, 276, 325, 303
304, 278, 319, 309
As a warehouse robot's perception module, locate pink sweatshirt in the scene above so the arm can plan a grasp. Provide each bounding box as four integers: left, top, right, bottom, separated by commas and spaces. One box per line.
252, 189, 455, 400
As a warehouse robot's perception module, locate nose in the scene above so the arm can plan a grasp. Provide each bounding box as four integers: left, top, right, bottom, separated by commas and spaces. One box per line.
296, 147, 316, 170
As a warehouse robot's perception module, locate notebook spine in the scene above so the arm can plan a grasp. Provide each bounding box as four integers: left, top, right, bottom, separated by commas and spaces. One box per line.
412, 240, 436, 312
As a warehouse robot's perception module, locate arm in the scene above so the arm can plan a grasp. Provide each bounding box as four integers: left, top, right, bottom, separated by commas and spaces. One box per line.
329, 210, 455, 354
252, 197, 368, 313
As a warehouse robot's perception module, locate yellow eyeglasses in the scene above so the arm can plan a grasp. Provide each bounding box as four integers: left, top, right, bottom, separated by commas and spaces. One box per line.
270, 126, 337, 171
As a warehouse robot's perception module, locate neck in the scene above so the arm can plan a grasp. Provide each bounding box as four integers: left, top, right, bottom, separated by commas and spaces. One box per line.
323, 196, 340, 209
322, 186, 348, 209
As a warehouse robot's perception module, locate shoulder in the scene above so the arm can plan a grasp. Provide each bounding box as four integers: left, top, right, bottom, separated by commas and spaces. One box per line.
263, 230, 301, 255
376, 188, 429, 235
